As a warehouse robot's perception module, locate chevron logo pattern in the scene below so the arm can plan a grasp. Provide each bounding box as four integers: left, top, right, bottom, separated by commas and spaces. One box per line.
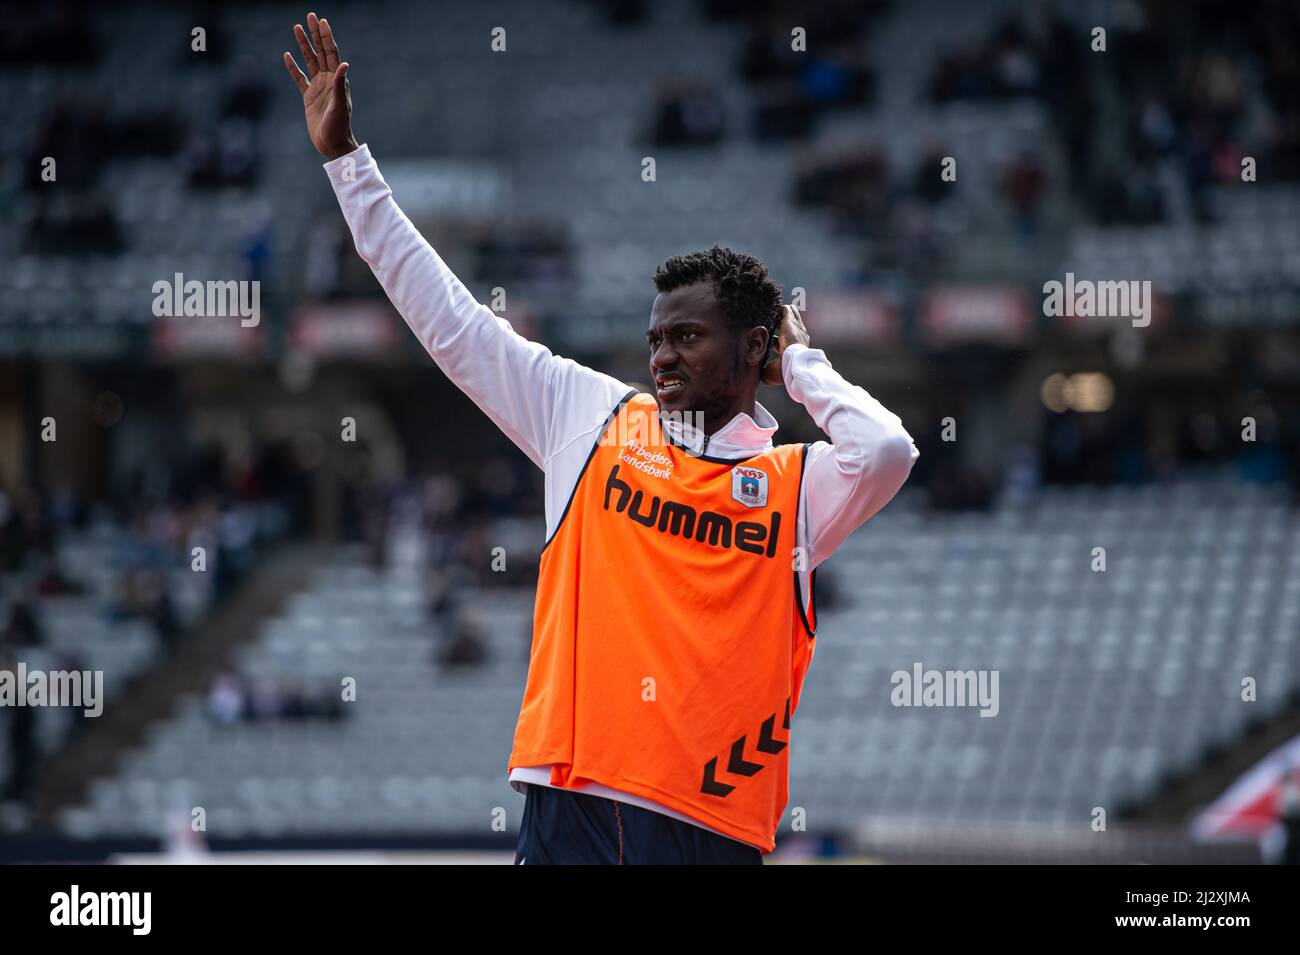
699, 697, 791, 797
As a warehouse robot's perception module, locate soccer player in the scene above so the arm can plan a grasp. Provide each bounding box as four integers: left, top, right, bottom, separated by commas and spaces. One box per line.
284, 12, 918, 864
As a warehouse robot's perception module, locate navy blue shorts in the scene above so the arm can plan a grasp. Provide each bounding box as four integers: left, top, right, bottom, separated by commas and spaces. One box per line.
514, 784, 763, 865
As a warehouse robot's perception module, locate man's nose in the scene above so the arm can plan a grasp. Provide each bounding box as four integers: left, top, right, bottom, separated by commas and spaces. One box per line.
650, 342, 678, 371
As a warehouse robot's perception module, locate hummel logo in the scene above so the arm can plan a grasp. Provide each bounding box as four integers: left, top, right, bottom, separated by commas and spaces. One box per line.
603, 465, 781, 557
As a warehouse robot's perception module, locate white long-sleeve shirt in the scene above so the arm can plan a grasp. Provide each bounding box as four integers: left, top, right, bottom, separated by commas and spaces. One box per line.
325, 143, 919, 843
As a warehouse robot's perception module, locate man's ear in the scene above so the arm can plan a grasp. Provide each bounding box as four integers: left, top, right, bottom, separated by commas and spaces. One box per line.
748, 325, 772, 367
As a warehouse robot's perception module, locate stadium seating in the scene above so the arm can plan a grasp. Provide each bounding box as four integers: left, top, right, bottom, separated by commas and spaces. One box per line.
58, 473, 1300, 839
6, 1, 1293, 336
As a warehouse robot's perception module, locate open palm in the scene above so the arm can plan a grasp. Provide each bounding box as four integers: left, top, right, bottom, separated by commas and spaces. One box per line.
283, 12, 358, 161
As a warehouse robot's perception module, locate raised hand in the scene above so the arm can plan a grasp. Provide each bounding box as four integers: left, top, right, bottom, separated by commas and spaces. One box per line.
283, 12, 358, 161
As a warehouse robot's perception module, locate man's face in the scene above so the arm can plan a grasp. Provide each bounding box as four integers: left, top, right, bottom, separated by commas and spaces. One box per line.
647, 282, 752, 428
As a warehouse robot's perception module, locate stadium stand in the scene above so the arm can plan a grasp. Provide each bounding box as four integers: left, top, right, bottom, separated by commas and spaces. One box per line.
54, 471, 1299, 842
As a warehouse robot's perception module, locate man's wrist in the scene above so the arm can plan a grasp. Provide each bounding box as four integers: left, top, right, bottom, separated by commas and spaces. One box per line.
782, 342, 808, 368
781, 342, 815, 388
323, 137, 360, 162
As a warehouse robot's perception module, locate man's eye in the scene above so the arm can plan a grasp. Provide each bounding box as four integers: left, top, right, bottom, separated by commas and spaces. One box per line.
681, 331, 698, 343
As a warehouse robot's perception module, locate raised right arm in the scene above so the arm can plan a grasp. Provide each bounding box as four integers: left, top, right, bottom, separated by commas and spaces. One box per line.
285, 13, 630, 468
325, 145, 629, 468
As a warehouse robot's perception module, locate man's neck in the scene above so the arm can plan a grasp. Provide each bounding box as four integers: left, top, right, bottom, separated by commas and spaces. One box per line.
701, 395, 757, 437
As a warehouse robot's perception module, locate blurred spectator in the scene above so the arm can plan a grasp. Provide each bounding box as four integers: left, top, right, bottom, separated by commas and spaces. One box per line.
928, 459, 995, 512
26, 99, 111, 191
793, 145, 890, 237
800, 44, 874, 110
303, 213, 349, 299
1, 601, 46, 807
27, 191, 125, 255
184, 118, 258, 190
0, 1, 99, 66
223, 58, 271, 123
648, 81, 724, 147
1000, 148, 1047, 238
112, 109, 184, 159
912, 137, 954, 206
241, 201, 273, 285
208, 671, 345, 725
468, 220, 574, 288
439, 607, 490, 669
751, 83, 817, 141
208, 671, 245, 725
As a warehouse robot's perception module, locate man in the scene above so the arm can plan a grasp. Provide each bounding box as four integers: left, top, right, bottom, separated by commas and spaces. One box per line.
284, 12, 918, 864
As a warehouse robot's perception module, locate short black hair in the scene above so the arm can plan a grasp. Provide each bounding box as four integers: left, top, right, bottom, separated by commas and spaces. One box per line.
653, 245, 783, 346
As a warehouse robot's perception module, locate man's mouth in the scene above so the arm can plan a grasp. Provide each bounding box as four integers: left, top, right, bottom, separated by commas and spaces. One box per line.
655, 374, 686, 398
